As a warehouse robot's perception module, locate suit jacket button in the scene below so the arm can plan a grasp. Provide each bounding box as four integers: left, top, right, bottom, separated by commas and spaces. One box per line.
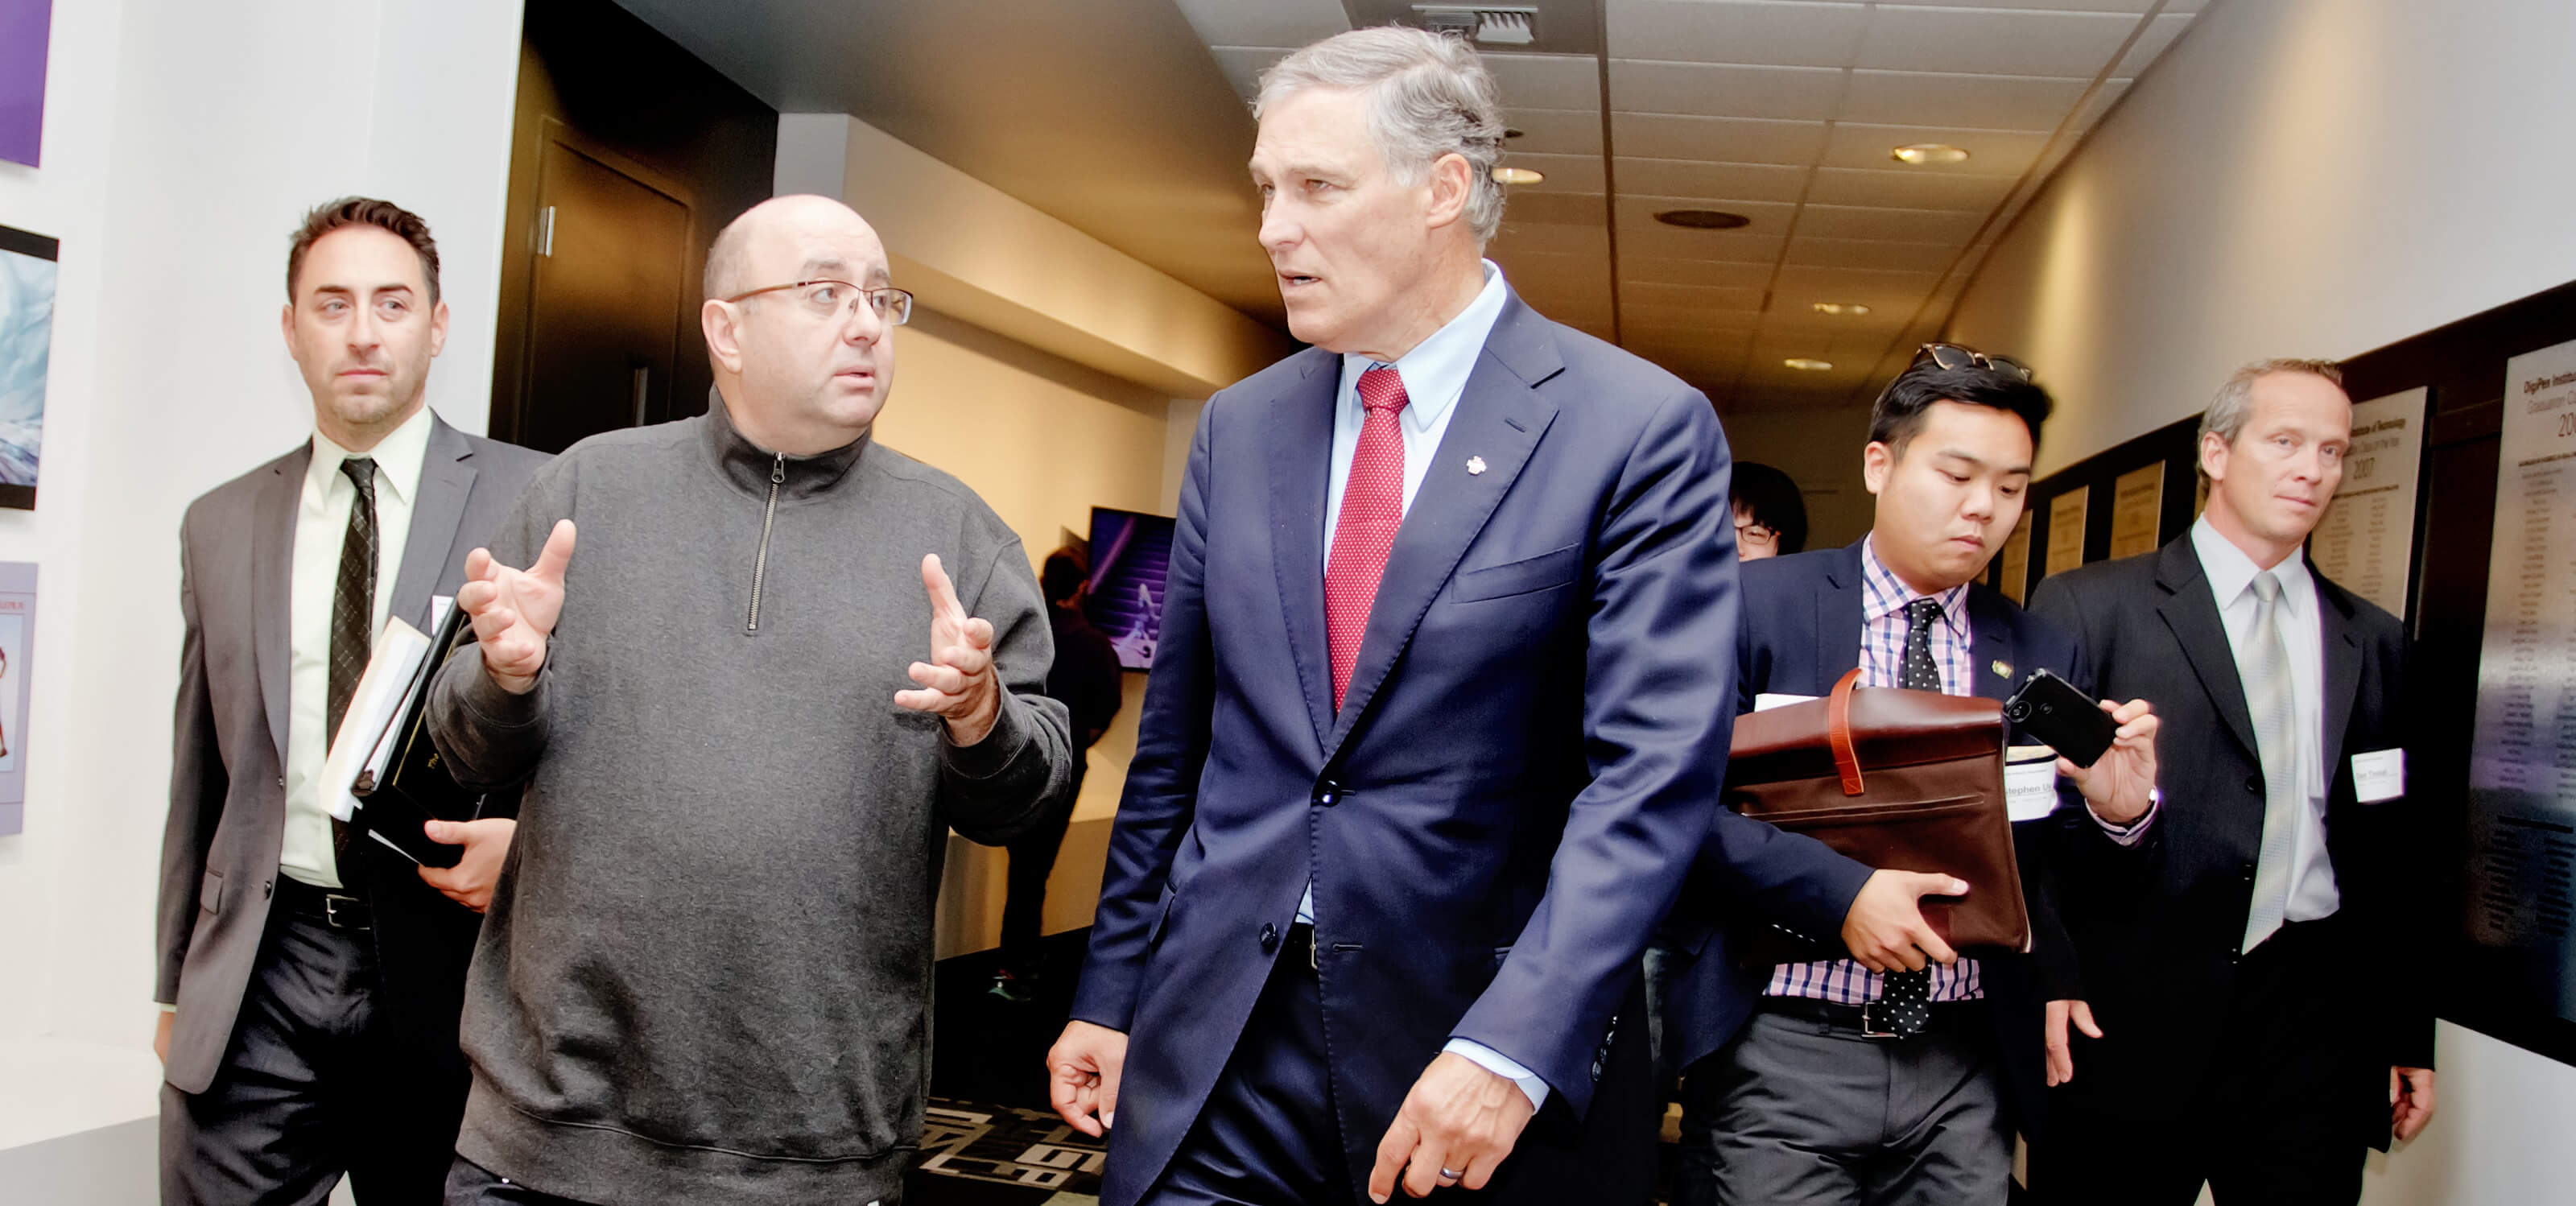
276, 776, 287, 788
1261, 923, 1279, 953
2244, 774, 2261, 793
1313, 779, 1341, 807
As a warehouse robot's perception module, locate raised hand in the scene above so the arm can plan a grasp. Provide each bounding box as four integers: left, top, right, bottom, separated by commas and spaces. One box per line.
894, 554, 1001, 745
458, 519, 574, 695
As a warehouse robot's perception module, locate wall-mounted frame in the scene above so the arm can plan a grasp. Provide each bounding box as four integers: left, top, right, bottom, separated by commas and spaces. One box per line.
0, 221, 56, 510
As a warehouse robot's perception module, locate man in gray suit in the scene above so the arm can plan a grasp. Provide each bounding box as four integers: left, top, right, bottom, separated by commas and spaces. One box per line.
154, 197, 551, 1205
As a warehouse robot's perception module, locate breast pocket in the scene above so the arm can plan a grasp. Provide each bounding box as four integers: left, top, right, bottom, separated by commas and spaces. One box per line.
1449, 543, 1583, 604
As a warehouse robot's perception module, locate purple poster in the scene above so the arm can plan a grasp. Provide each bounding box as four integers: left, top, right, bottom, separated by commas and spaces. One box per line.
0, 0, 52, 167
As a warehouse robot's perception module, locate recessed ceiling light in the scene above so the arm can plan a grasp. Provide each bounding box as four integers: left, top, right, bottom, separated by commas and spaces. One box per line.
1653, 209, 1752, 230
1491, 166, 1546, 185
1504, 126, 1526, 139
1784, 358, 1835, 371
1812, 302, 1872, 316
1891, 143, 1970, 166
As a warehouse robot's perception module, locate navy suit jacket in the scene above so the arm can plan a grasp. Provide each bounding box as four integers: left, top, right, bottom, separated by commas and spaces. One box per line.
1661, 540, 2087, 1139
1071, 292, 1752, 1204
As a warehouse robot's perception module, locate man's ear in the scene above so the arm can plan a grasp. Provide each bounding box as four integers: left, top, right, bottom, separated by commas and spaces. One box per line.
702, 299, 745, 376
427, 298, 452, 358
1422, 151, 1474, 231
1863, 440, 1894, 496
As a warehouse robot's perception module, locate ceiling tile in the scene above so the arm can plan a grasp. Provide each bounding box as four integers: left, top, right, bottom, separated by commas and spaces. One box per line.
1608, 60, 1847, 122
1784, 235, 1961, 274
1615, 158, 1812, 204
1820, 123, 2049, 175
1620, 221, 1788, 264
1489, 220, 1612, 258
1865, 0, 2157, 10
2112, 12, 2194, 78
1510, 191, 1611, 226
1486, 52, 1606, 112
1504, 108, 1605, 156
1839, 70, 2091, 132
1621, 257, 1777, 289
1794, 204, 1987, 242
2069, 78, 2133, 135
1614, 113, 1830, 167
1620, 282, 1770, 312
1498, 151, 1606, 193
1207, 46, 1285, 100
1607, 1, 1869, 68
1170, 0, 1350, 49
1805, 166, 2015, 211
1856, 6, 2140, 77
1492, 249, 1609, 285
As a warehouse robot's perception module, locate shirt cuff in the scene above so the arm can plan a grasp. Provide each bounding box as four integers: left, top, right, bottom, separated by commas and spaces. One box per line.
2090, 787, 2159, 846
157, 1002, 176, 1012
1443, 1039, 1550, 1113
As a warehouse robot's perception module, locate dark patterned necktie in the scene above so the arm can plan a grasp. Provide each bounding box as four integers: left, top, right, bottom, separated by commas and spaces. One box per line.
324, 456, 378, 871
1877, 596, 1947, 1035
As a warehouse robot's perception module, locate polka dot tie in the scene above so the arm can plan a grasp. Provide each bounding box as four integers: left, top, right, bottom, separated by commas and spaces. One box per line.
1325, 366, 1409, 711
1877, 597, 1946, 1035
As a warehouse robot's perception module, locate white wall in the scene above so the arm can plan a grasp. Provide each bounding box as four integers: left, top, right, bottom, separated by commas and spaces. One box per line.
0, 0, 523, 1169
1950, 1, 2576, 1201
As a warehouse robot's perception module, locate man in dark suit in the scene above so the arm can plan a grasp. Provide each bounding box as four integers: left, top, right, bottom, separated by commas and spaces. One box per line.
155, 198, 549, 1205
1665, 348, 2160, 1205
1043, 27, 1863, 1206
2029, 359, 2435, 1204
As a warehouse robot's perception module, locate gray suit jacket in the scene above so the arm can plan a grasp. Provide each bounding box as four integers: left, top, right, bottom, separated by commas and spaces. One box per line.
155, 413, 550, 1094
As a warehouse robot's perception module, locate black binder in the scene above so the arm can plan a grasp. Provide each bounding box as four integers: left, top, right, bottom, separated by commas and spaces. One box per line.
350, 603, 487, 868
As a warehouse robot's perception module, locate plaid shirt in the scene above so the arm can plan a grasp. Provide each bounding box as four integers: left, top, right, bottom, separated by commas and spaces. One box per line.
1765, 537, 1985, 1005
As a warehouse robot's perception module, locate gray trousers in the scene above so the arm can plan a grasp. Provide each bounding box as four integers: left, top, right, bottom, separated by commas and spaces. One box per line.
161, 906, 458, 1206
1678, 1006, 2013, 1206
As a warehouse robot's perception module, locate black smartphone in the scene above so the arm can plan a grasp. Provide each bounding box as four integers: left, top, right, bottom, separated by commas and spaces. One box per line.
2002, 667, 2119, 768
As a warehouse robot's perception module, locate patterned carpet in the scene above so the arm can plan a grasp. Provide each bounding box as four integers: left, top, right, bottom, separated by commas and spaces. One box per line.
908, 1097, 1105, 1204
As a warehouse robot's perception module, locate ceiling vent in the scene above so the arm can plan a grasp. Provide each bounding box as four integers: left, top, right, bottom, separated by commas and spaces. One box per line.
1414, 6, 1538, 46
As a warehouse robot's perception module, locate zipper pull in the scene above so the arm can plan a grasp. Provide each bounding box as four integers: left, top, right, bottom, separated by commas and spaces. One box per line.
771, 452, 786, 485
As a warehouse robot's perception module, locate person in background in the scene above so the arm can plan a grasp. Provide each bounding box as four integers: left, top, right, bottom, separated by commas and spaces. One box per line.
993, 546, 1125, 1002
1731, 461, 1807, 560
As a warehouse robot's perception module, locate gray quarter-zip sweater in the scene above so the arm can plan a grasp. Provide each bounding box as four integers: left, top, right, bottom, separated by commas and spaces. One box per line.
427, 397, 1071, 1205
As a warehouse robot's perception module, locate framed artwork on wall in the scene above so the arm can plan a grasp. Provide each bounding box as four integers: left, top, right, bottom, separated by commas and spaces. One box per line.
0, 0, 51, 167
0, 561, 32, 835
0, 221, 55, 510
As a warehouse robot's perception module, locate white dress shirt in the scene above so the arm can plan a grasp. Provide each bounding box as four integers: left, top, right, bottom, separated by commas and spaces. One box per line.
2190, 516, 2341, 927
1294, 262, 1543, 1107
279, 407, 432, 889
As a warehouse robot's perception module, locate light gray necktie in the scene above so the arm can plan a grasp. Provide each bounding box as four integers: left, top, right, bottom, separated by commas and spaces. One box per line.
2240, 570, 2300, 951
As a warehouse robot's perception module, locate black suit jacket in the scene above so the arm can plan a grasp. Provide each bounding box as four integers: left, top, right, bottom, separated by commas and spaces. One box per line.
1663, 539, 2087, 1142
156, 414, 551, 1096
2028, 532, 2429, 1148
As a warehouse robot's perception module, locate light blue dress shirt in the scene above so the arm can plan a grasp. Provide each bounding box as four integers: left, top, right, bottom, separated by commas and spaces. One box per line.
1292, 262, 1547, 1109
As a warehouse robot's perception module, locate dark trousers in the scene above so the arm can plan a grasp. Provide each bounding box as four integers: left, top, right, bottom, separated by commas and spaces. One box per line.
444, 1156, 599, 1205
1000, 760, 1084, 976
2033, 918, 2367, 1206
161, 893, 464, 1206
1677, 1003, 2012, 1206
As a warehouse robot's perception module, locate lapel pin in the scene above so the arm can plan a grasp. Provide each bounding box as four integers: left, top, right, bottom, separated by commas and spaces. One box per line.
1992, 660, 2012, 679
1466, 456, 1488, 476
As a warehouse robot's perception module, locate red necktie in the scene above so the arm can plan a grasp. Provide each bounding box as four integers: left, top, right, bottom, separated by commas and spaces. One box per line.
1326, 366, 1409, 710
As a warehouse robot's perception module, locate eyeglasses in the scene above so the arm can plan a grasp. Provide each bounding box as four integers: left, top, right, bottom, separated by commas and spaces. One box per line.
1913, 342, 2032, 382
723, 279, 914, 326
1734, 518, 1778, 547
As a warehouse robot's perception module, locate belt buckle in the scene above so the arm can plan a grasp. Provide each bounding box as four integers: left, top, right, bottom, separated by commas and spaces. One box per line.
323, 894, 363, 929
1858, 1001, 1901, 1041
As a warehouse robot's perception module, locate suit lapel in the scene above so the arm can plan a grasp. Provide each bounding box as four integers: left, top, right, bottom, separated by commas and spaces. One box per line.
1322, 296, 1563, 762
1965, 588, 2018, 704
2312, 563, 2365, 779
2153, 535, 2260, 761
1815, 542, 1867, 694
252, 444, 312, 762
1268, 353, 1340, 754
388, 416, 476, 632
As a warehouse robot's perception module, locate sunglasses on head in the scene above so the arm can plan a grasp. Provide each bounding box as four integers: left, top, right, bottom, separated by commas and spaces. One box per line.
1913, 343, 2033, 382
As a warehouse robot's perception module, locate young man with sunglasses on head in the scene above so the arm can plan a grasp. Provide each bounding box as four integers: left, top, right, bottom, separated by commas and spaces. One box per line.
422, 195, 1072, 1206
1662, 345, 2160, 1206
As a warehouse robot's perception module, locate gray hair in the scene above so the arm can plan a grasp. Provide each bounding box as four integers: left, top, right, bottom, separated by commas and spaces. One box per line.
2197, 357, 2346, 493
1256, 27, 1508, 246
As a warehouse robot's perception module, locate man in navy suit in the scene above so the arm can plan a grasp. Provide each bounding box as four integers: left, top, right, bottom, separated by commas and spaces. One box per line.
1043, 27, 1877, 1206
1663, 349, 2160, 1205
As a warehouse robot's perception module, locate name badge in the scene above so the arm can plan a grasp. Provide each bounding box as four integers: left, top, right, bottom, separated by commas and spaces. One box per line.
2005, 755, 2059, 823
2352, 749, 2405, 803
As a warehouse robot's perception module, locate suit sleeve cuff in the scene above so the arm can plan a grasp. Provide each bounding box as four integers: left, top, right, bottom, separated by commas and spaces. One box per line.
1443, 1039, 1550, 1113
2091, 788, 2158, 846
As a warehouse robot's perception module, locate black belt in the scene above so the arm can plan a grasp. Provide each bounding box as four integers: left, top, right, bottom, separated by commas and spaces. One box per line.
275, 875, 372, 931
1759, 993, 1983, 1039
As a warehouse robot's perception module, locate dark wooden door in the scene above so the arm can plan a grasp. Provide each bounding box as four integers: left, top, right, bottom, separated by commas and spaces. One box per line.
512, 127, 690, 455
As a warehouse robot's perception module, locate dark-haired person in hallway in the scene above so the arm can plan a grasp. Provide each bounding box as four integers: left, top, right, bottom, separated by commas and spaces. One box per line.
424, 193, 1071, 1206
1664, 346, 2160, 1206
2029, 359, 2434, 1205
993, 546, 1125, 1003
156, 198, 550, 1205
1731, 461, 1808, 561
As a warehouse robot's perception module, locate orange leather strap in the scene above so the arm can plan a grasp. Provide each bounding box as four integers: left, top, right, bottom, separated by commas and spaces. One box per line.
1829, 667, 1865, 796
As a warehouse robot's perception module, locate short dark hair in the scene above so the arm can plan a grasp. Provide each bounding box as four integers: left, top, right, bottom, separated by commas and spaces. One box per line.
1041, 549, 1088, 605
287, 196, 441, 306
1868, 361, 2053, 455
1730, 461, 1808, 556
